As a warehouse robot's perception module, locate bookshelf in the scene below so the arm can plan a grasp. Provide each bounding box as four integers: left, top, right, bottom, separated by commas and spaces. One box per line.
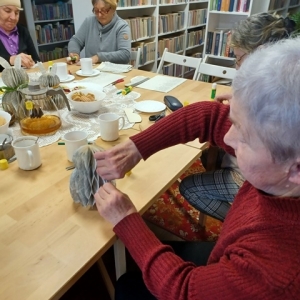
22, 0, 74, 62
116, 0, 209, 74
267, 0, 300, 16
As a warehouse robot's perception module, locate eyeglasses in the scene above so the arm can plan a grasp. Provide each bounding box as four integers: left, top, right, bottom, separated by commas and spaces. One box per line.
92, 6, 111, 15
234, 53, 247, 67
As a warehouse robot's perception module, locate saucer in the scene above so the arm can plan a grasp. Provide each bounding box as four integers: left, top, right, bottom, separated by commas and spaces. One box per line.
76, 69, 100, 77
60, 74, 75, 83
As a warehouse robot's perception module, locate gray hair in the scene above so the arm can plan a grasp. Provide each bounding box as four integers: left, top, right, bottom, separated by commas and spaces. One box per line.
231, 13, 295, 53
232, 37, 300, 163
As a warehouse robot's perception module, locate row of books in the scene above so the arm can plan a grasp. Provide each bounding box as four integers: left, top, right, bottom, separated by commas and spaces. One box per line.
206, 30, 234, 57
159, 0, 185, 3
39, 46, 69, 62
158, 34, 185, 58
124, 16, 155, 41
188, 9, 207, 27
290, 0, 300, 5
132, 41, 156, 65
268, 0, 287, 10
210, 0, 251, 12
158, 12, 185, 34
186, 29, 205, 48
118, 0, 154, 7
32, 1, 73, 21
35, 22, 75, 45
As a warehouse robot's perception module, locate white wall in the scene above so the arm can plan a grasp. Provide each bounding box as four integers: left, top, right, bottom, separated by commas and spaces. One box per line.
72, 0, 93, 32
72, 0, 94, 57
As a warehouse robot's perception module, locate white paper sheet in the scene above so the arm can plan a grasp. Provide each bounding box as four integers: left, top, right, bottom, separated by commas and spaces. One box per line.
137, 75, 187, 93
79, 72, 126, 88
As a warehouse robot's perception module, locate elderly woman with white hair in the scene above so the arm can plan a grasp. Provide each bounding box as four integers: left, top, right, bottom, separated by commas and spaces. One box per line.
0, 0, 40, 70
67, 0, 131, 65
93, 37, 300, 299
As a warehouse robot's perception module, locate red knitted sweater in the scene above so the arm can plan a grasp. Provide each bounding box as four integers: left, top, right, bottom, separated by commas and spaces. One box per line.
114, 102, 300, 300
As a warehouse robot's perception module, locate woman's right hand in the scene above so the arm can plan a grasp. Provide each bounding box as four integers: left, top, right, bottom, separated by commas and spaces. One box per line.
94, 139, 143, 181
215, 93, 232, 105
67, 53, 80, 64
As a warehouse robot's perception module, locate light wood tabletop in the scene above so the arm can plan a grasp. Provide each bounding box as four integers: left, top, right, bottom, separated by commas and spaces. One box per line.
0, 61, 231, 300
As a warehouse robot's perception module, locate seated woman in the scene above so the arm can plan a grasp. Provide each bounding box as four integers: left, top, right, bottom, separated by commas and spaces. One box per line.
94, 37, 300, 299
0, 0, 40, 71
67, 0, 131, 65
180, 13, 296, 222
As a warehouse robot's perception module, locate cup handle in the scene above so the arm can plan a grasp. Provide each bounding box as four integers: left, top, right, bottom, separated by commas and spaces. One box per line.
27, 150, 33, 168
118, 117, 125, 130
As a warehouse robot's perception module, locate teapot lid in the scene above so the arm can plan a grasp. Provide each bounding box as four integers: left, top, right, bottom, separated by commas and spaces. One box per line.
19, 80, 48, 96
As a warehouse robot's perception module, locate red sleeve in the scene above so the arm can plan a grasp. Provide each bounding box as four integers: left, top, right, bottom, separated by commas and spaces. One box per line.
130, 101, 234, 160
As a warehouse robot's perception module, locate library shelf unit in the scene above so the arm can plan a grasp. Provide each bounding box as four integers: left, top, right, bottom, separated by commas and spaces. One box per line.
198, 0, 269, 82
22, 0, 74, 62
117, 0, 208, 76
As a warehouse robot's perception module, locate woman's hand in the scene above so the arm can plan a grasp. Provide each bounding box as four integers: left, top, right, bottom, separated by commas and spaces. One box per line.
91, 55, 99, 64
94, 139, 143, 181
94, 182, 137, 226
215, 93, 232, 105
10, 53, 35, 68
67, 53, 80, 64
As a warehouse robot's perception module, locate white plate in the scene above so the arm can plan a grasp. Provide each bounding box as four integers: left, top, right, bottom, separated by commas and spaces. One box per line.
76, 69, 100, 77
134, 100, 166, 113
60, 74, 75, 83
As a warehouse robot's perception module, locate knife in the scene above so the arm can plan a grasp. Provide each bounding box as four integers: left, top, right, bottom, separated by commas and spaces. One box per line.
124, 108, 142, 123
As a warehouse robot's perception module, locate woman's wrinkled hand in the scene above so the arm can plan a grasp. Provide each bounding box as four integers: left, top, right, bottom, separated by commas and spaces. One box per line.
94, 182, 137, 226
94, 140, 142, 181
10, 53, 35, 68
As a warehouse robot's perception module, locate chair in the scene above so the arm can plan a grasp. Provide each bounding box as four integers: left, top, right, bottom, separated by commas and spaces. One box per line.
130, 48, 141, 69
197, 55, 236, 82
157, 48, 202, 80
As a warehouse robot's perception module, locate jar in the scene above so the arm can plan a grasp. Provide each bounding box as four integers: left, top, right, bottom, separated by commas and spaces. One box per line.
0, 133, 14, 160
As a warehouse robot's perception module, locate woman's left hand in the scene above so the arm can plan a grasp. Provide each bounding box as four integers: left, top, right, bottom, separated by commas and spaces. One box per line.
94, 182, 137, 226
91, 55, 99, 64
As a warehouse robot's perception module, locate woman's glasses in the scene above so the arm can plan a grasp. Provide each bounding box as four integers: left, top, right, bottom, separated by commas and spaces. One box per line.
234, 53, 247, 67
93, 7, 111, 15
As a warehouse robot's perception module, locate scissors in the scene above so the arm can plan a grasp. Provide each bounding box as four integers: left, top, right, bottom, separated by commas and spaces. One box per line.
149, 111, 165, 122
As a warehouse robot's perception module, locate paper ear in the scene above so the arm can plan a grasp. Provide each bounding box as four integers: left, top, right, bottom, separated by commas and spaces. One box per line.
0, 56, 11, 69
14, 54, 22, 69
37, 61, 46, 74
50, 63, 57, 75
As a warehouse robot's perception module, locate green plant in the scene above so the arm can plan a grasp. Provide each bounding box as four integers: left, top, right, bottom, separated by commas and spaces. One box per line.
289, 12, 300, 35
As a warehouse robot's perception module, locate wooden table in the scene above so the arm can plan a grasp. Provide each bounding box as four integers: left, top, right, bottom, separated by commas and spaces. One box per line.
0, 62, 231, 300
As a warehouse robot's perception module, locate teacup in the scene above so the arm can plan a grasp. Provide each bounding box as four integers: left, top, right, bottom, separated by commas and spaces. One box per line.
12, 136, 41, 170
63, 131, 88, 162
80, 58, 93, 75
54, 62, 68, 81
98, 113, 125, 141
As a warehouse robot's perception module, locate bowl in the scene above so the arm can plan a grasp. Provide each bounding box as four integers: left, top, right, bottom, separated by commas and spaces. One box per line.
67, 89, 106, 113
0, 111, 11, 134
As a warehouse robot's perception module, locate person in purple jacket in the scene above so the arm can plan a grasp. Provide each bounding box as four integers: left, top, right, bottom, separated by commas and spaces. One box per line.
0, 0, 40, 71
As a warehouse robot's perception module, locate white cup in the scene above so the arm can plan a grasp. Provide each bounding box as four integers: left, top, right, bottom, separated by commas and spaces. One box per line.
54, 62, 68, 80
80, 58, 93, 75
12, 136, 41, 170
63, 131, 88, 162
98, 113, 125, 142
0, 111, 11, 134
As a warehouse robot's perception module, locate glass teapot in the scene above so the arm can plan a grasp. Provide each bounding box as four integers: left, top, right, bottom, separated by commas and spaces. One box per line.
18, 81, 70, 136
